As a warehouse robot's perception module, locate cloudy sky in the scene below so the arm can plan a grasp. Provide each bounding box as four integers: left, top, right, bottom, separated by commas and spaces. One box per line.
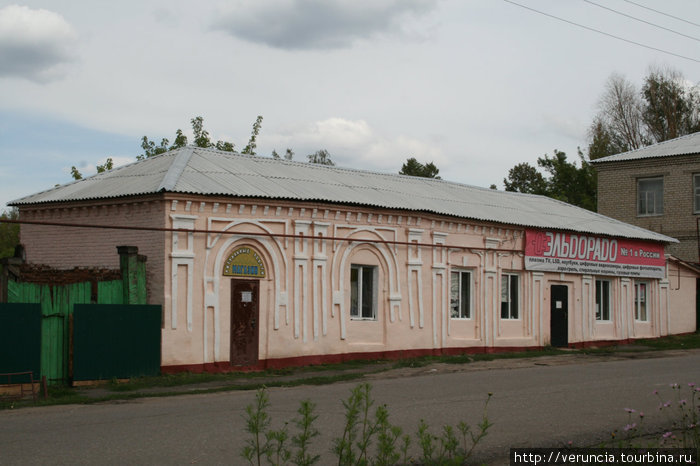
1, 0, 699, 210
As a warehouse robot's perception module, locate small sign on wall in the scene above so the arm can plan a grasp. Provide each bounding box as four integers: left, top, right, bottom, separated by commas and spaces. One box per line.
223, 247, 266, 278
241, 291, 253, 303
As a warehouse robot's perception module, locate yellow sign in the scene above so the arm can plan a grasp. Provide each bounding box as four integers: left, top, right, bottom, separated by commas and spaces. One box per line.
223, 247, 266, 278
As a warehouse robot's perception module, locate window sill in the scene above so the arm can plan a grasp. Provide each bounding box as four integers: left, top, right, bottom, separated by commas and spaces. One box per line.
350, 317, 378, 321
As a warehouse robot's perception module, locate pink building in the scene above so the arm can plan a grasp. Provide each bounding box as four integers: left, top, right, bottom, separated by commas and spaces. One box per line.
10, 147, 695, 372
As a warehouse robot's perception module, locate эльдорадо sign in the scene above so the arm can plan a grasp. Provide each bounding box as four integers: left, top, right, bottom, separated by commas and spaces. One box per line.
524, 230, 665, 279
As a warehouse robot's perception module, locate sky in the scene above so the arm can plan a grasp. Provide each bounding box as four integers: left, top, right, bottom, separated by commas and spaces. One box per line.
1, 0, 699, 210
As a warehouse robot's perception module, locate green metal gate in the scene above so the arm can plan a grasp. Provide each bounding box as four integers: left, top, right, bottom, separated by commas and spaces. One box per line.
6, 281, 124, 383
73, 304, 161, 381
0, 303, 41, 380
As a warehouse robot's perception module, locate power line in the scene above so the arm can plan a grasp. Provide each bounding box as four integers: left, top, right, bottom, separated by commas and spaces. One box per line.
0, 218, 522, 253
502, 0, 700, 64
583, 0, 700, 43
621, 0, 700, 29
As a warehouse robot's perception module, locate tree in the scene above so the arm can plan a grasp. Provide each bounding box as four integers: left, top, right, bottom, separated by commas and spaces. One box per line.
538, 149, 597, 211
0, 208, 19, 259
642, 67, 700, 143
241, 115, 263, 155
138, 115, 248, 160
71, 157, 114, 180
272, 148, 294, 160
399, 157, 441, 179
307, 149, 335, 165
502, 150, 596, 211
503, 162, 547, 194
71, 116, 264, 180
591, 73, 646, 156
587, 67, 700, 158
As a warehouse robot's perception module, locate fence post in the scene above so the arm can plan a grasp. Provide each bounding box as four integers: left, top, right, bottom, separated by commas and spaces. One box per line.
117, 246, 139, 305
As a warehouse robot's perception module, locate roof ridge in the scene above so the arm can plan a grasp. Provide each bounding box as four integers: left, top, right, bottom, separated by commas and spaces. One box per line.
158, 147, 195, 191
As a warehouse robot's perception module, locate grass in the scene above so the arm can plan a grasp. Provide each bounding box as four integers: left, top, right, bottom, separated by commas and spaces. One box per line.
2, 332, 700, 410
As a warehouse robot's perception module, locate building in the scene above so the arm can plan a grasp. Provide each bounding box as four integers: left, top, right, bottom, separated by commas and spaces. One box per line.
9, 146, 693, 372
592, 132, 700, 263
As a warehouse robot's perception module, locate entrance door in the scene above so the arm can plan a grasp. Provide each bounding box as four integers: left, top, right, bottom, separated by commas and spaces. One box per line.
230, 279, 259, 366
550, 285, 568, 347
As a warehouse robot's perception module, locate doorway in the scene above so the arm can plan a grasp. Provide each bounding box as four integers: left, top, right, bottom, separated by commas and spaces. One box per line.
550, 285, 568, 347
230, 279, 259, 366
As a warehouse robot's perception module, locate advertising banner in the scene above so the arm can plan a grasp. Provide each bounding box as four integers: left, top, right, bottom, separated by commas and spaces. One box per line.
524, 230, 665, 279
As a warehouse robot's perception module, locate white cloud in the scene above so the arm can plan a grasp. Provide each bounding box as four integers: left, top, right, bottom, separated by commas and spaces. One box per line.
0, 5, 78, 83
267, 117, 444, 171
211, 0, 439, 50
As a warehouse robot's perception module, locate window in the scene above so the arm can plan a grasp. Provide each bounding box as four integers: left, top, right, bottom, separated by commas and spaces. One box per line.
450, 270, 472, 319
500, 273, 519, 319
595, 279, 611, 321
634, 282, 648, 321
694, 174, 700, 214
637, 177, 663, 216
350, 265, 377, 319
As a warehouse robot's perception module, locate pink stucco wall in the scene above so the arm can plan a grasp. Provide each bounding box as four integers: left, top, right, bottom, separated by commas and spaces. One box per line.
17, 193, 697, 371
158, 195, 695, 370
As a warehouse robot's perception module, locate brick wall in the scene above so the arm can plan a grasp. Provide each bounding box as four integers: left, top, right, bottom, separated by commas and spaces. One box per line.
596, 154, 700, 263
16, 196, 167, 305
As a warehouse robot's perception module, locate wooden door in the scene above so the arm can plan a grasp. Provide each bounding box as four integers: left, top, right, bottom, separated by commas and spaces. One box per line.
230, 279, 259, 366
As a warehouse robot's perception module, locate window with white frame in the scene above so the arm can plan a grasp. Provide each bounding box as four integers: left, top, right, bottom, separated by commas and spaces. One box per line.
595, 279, 611, 321
634, 281, 648, 321
350, 264, 377, 320
694, 174, 700, 214
500, 273, 519, 319
450, 270, 472, 319
637, 177, 663, 216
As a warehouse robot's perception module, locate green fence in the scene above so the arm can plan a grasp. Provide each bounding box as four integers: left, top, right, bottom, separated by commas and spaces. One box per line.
73, 304, 161, 381
0, 303, 41, 381
7, 280, 123, 383
1, 247, 153, 384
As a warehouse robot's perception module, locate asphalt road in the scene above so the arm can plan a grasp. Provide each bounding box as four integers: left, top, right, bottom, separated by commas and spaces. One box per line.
2, 350, 700, 465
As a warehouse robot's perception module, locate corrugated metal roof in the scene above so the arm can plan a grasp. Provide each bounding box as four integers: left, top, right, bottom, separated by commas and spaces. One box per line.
591, 131, 700, 163
10, 146, 677, 243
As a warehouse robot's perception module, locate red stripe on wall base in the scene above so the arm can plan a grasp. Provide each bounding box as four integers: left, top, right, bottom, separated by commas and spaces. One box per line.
160, 334, 692, 375
162, 345, 541, 374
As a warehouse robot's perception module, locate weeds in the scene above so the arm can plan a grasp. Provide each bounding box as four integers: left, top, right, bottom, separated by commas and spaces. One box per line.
241, 383, 492, 465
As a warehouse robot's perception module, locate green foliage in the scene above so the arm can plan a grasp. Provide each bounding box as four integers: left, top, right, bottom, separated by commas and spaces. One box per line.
333, 383, 364, 465
96, 158, 113, 173
307, 149, 334, 166
587, 67, 700, 159
70, 166, 83, 180
266, 424, 291, 465
0, 208, 20, 259
291, 400, 320, 466
241, 388, 320, 466
503, 162, 547, 195
242, 383, 492, 465
242, 115, 264, 156
71, 157, 115, 180
399, 157, 441, 179
138, 115, 253, 161
242, 387, 272, 465
272, 148, 294, 160
503, 150, 597, 211
642, 68, 700, 143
